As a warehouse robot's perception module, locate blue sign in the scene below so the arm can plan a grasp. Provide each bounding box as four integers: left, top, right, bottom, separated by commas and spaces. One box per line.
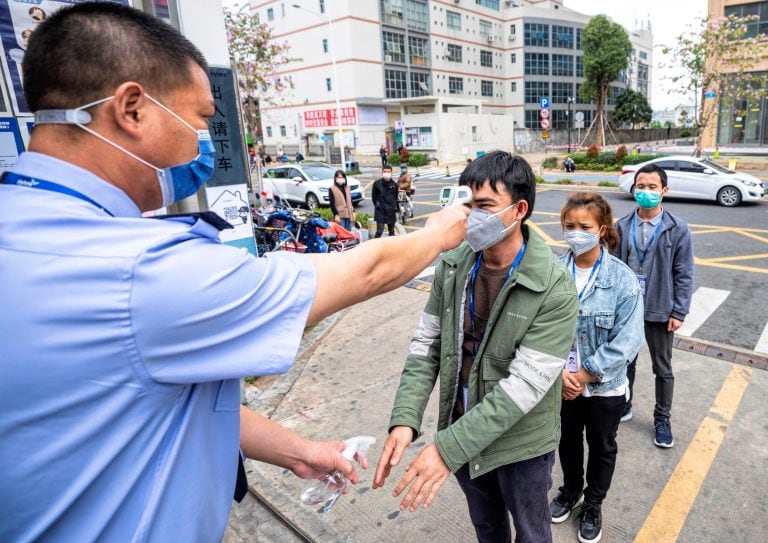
539, 97, 550, 109
705, 90, 716, 99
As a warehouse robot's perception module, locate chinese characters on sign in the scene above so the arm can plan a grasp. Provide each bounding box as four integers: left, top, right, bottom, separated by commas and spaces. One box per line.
303, 107, 358, 128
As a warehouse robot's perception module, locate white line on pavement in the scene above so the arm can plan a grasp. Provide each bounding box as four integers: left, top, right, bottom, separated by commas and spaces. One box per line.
677, 287, 731, 337
414, 265, 436, 280
755, 322, 768, 354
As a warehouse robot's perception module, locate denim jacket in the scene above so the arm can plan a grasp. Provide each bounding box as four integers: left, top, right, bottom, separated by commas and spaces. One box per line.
561, 248, 645, 394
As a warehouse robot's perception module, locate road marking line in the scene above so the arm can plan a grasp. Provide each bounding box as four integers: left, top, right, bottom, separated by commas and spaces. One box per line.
677, 287, 730, 337
689, 224, 768, 234
526, 220, 557, 245
734, 229, 768, 244
694, 257, 768, 275
633, 365, 752, 543
415, 265, 436, 279
706, 253, 768, 263
755, 322, 768, 355
690, 228, 731, 235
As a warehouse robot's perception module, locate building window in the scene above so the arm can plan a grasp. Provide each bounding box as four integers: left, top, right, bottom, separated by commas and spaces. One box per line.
510, 24, 516, 36
607, 85, 624, 105
266, 126, 273, 137
449, 76, 464, 95
552, 82, 573, 104
405, 0, 429, 32
480, 49, 493, 67
551, 109, 570, 130
552, 54, 573, 77
525, 109, 539, 129
405, 126, 433, 146
511, 81, 517, 92
381, 0, 404, 27
552, 25, 574, 48
281, 3, 285, 17
322, 39, 328, 53
524, 23, 549, 47
410, 71, 431, 96
280, 125, 287, 137
267, 7, 274, 21
481, 80, 493, 97
446, 10, 461, 30
524, 52, 549, 76
524, 81, 548, 104
576, 83, 590, 104
639, 50, 648, 60
576, 28, 583, 49
724, 2, 768, 37
319, 0, 325, 14
576, 56, 583, 77
385, 69, 408, 98
638, 62, 649, 82
409, 36, 429, 66
476, 0, 500, 9
326, 78, 332, 91
383, 31, 406, 63
479, 19, 492, 37
447, 43, 463, 62
510, 53, 517, 64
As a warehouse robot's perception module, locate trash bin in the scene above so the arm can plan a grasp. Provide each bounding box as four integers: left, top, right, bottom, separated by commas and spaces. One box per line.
728, 159, 737, 171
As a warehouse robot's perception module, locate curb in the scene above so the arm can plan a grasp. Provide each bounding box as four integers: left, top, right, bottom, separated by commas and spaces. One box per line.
673, 335, 767, 371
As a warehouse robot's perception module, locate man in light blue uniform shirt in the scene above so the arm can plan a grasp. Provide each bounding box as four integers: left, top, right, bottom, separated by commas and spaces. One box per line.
0, 4, 469, 542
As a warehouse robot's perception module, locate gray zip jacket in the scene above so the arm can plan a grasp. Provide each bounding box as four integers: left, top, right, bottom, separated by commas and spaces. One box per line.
612, 209, 694, 323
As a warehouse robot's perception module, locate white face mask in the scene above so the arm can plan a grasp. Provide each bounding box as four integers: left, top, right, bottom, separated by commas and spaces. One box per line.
382, 172, 392, 180
335, 178, 345, 186
563, 230, 601, 256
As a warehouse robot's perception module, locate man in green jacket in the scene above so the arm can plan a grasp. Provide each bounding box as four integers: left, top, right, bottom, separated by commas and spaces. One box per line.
373, 152, 578, 543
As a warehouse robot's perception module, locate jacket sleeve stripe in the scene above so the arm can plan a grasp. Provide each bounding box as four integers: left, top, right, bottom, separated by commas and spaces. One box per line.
499, 345, 564, 414
409, 311, 441, 357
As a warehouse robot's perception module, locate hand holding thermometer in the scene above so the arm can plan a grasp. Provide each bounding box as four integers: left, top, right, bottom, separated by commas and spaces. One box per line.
439, 185, 473, 207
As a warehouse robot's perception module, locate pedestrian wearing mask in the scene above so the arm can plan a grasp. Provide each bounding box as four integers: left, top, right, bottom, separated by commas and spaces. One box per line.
613, 163, 694, 449
329, 169, 354, 231
550, 192, 644, 543
371, 164, 398, 237
374, 152, 579, 543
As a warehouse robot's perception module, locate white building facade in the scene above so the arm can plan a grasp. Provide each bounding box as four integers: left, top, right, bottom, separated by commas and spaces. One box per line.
251, 0, 653, 161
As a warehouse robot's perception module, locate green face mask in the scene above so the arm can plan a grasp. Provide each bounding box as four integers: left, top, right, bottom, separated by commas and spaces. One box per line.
634, 189, 662, 209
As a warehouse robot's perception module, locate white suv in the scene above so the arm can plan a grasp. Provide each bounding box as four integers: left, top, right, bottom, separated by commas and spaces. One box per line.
262, 163, 365, 209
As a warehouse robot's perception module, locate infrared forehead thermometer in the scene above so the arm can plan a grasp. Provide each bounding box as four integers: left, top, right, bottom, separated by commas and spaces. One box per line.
439, 185, 473, 207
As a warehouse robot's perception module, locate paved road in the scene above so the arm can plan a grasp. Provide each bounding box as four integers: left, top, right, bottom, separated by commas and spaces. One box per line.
356, 174, 768, 355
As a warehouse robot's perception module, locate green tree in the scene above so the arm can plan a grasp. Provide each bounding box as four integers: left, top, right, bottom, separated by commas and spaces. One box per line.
580, 15, 632, 147
224, 3, 300, 141
663, 14, 768, 155
612, 89, 653, 129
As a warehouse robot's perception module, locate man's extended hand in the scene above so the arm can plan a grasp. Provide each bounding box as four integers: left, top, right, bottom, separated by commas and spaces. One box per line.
668, 317, 683, 332
423, 205, 470, 252
290, 439, 367, 484
372, 425, 413, 489
392, 443, 450, 511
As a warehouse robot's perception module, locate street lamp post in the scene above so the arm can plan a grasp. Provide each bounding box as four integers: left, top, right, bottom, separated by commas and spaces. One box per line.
291, 3, 345, 169
567, 97, 573, 153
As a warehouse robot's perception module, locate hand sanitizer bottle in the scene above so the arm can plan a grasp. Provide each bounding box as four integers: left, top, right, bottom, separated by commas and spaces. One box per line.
300, 435, 376, 513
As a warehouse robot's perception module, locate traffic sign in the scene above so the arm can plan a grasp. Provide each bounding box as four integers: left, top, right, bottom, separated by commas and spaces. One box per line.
574, 120, 585, 129
542, 130, 550, 139
540, 118, 551, 129
539, 97, 550, 109
705, 90, 716, 99
540, 109, 550, 119
574, 111, 584, 122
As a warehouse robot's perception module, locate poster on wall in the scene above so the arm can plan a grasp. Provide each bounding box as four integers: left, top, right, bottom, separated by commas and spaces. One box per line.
204, 184, 256, 254
0, 116, 24, 170
0, 0, 129, 116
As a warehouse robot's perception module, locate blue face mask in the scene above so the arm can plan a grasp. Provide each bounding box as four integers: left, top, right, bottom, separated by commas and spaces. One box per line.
634, 189, 663, 209
34, 94, 215, 207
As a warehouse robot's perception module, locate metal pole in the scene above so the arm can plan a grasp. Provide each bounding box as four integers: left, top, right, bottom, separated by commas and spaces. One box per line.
327, 10, 346, 169
567, 98, 572, 153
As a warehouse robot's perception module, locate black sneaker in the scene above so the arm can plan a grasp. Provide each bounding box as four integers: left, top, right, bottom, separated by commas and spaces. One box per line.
550, 487, 583, 524
654, 418, 674, 448
578, 502, 602, 543
620, 404, 633, 422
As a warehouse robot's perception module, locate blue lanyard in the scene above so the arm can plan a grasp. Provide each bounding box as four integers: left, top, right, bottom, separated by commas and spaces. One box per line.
631, 216, 662, 266
571, 247, 602, 301
468, 240, 526, 357
1, 171, 114, 217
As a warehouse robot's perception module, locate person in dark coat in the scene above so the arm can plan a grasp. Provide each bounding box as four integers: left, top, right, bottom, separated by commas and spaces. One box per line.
379, 144, 388, 168
371, 164, 398, 237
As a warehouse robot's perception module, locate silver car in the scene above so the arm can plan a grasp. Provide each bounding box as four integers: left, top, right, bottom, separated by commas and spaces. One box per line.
618, 156, 767, 207
262, 163, 365, 209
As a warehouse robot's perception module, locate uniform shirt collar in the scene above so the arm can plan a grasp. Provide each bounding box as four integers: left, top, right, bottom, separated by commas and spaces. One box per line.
11, 152, 142, 218
634, 207, 663, 226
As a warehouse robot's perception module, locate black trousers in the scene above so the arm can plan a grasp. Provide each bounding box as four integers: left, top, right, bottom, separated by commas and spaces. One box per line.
626, 320, 674, 420
374, 221, 395, 237
559, 394, 625, 505
455, 452, 555, 543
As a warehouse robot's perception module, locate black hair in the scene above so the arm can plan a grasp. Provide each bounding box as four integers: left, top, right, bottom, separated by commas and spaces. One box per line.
22, 2, 208, 111
459, 151, 536, 221
333, 169, 347, 183
634, 163, 667, 188
382, 164, 392, 171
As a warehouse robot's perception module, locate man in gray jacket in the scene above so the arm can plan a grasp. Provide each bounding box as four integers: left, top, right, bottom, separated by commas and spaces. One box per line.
613, 163, 694, 448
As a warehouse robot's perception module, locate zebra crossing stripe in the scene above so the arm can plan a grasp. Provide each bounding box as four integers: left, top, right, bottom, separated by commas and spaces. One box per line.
677, 287, 730, 337
755, 322, 768, 355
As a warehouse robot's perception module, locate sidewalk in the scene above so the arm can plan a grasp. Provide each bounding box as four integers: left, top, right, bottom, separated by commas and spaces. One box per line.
226, 285, 768, 543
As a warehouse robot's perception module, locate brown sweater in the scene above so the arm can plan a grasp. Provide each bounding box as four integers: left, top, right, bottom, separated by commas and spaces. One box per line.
329, 183, 354, 220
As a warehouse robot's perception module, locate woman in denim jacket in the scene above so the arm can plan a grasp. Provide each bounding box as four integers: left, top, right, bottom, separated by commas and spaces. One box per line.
549, 192, 645, 543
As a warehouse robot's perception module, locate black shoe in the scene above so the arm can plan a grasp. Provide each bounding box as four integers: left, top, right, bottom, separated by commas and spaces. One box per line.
550, 487, 583, 524
578, 502, 602, 543
654, 418, 674, 448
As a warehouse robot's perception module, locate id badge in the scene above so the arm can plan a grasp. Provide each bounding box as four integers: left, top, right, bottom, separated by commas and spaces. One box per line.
565, 349, 579, 373
636, 273, 647, 296
462, 385, 469, 411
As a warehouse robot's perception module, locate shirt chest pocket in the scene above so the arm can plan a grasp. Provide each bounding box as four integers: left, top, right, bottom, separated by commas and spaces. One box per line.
594, 314, 614, 344
213, 378, 241, 412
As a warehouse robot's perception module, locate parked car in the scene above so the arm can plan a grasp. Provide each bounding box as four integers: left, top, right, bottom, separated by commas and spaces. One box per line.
262, 163, 365, 209
618, 156, 767, 207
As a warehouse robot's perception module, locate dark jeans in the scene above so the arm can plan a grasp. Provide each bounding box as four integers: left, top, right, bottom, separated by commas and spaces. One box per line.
340, 218, 352, 231
374, 221, 395, 237
381, 156, 387, 167
455, 452, 555, 543
626, 320, 674, 420
559, 395, 625, 504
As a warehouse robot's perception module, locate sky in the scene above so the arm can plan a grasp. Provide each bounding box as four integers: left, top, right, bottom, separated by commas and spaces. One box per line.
564, 0, 707, 111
